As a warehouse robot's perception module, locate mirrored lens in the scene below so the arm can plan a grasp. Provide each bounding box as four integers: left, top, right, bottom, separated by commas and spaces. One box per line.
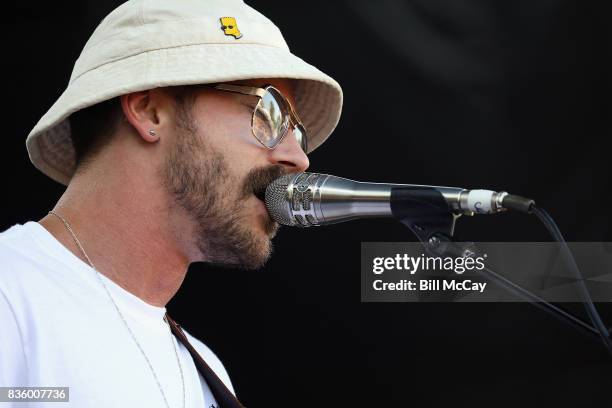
252, 88, 289, 148
293, 124, 308, 153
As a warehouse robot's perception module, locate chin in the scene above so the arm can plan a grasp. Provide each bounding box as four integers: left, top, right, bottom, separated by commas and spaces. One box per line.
240, 238, 274, 270
230, 220, 276, 270
254, 225, 276, 261
195, 202, 278, 270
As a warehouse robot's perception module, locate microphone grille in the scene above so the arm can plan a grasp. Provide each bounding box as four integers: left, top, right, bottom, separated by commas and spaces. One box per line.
265, 173, 296, 226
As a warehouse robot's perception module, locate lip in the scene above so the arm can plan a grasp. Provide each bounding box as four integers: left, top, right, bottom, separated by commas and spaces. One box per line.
253, 187, 267, 203
253, 194, 269, 215
252, 193, 279, 235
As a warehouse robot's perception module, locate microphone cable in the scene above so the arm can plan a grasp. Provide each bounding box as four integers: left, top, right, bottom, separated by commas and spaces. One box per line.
531, 206, 612, 355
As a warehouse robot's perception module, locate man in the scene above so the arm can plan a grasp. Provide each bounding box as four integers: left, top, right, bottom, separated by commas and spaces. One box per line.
0, 0, 342, 407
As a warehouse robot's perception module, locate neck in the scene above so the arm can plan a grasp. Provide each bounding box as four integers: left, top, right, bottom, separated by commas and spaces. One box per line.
39, 161, 196, 307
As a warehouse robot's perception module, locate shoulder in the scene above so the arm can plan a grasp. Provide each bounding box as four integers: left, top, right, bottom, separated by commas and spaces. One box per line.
0, 223, 39, 289
0, 224, 31, 383
0, 221, 83, 326
0, 223, 31, 258
182, 328, 236, 395
0, 222, 52, 271
0, 222, 55, 292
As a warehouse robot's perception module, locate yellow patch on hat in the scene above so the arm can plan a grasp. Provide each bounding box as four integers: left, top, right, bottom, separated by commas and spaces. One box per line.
220, 17, 242, 39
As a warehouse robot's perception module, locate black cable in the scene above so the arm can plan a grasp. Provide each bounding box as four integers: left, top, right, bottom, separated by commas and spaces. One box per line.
476, 265, 601, 340
430, 238, 602, 341
531, 206, 612, 355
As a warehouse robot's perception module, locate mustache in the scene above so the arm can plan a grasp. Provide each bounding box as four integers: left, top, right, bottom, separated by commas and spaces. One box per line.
242, 164, 287, 200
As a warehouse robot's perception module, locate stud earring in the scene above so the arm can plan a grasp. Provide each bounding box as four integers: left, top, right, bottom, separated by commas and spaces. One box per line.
148, 129, 157, 137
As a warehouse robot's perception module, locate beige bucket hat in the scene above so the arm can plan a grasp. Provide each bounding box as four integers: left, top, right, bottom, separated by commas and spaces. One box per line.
26, 0, 343, 185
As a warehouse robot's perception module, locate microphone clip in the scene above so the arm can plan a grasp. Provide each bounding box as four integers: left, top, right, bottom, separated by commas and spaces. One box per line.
391, 186, 461, 243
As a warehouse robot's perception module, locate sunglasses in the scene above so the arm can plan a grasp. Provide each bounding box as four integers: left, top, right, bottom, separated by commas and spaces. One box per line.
212, 83, 308, 153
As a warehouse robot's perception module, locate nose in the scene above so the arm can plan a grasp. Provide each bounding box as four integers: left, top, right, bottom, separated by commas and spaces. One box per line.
268, 129, 309, 172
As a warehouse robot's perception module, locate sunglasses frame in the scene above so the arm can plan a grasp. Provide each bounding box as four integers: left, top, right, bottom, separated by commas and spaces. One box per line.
212, 83, 308, 153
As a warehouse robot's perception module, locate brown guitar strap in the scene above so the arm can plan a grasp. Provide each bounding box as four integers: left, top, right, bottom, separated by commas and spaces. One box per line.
165, 314, 246, 408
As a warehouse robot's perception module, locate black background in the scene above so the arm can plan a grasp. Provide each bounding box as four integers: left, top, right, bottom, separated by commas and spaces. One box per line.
3, 1, 612, 406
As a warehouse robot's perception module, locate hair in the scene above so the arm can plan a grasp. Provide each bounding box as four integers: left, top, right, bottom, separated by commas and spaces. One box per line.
68, 85, 201, 170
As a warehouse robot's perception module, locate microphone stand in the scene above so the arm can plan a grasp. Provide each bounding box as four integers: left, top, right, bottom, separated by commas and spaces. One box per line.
424, 234, 601, 340
389, 187, 603, 342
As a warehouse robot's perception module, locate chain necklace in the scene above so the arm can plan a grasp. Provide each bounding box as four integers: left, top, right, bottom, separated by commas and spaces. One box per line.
48, 210, 185, 408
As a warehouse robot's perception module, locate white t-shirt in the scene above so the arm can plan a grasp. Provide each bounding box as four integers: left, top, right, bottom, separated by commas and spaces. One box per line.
0, 222, 234, 407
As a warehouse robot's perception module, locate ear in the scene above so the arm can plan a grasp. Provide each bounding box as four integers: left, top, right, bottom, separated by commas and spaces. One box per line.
120, 90, 162, 143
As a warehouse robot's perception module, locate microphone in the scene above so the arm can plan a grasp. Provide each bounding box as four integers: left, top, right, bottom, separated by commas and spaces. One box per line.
264, 172, 534, 228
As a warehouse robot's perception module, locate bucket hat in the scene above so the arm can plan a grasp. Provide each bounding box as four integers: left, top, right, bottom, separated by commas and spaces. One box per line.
26, 0, 343, 185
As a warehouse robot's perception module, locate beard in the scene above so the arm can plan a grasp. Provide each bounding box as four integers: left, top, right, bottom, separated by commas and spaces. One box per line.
161, 116, 286, 270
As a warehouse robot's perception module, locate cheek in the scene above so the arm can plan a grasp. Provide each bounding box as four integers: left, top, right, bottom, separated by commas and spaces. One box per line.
196, 97, 260, 150
194, 97, 271, 186
202, 128, 266, 173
